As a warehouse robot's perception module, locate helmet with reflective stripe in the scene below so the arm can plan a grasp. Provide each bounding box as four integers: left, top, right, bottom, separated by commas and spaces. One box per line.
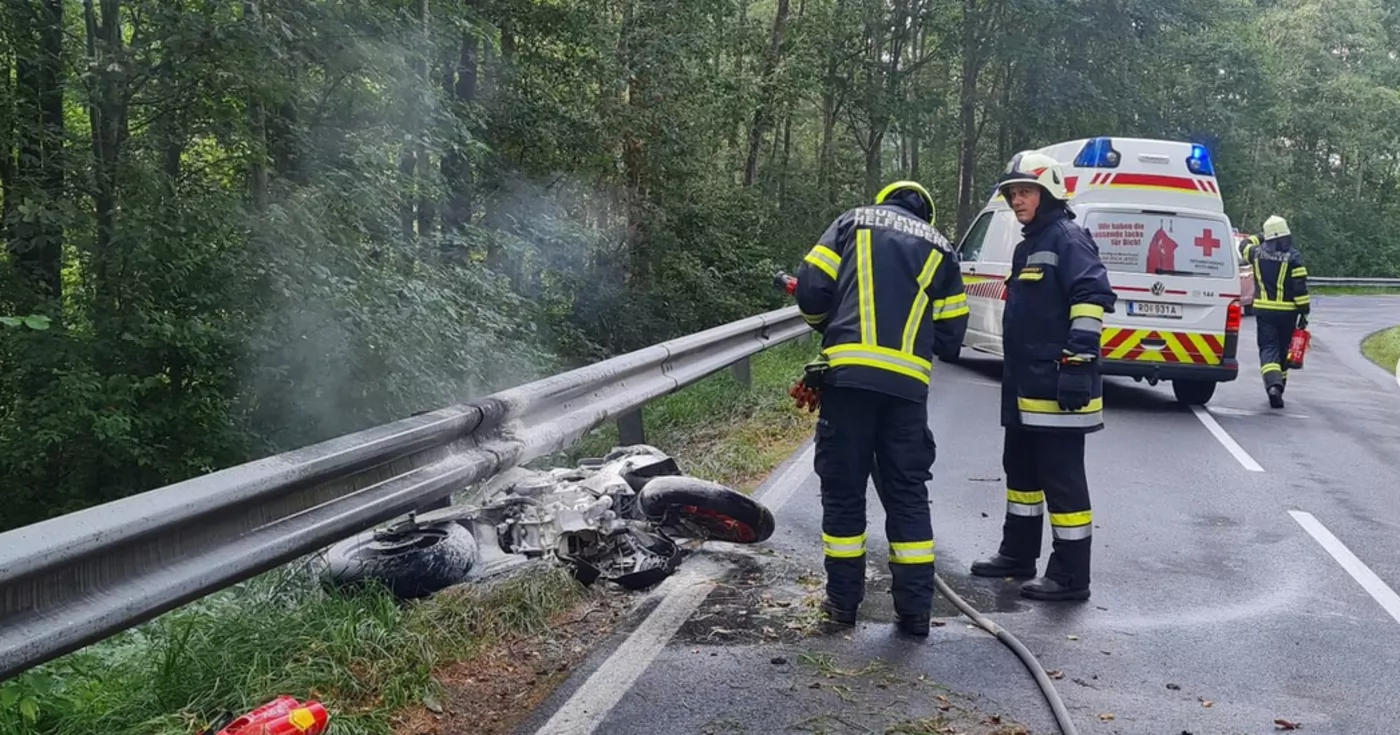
1263, 215, 1290, 240
875, 180, 936, 224
997, 151, 1070, 202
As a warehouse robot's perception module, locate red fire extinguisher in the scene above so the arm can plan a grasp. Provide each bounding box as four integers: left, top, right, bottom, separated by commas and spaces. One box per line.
773, 271, 798, 295
208, 696, 331, 735
1286, 327, 1311, 370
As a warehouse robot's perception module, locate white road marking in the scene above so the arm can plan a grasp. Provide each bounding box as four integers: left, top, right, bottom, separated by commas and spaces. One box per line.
532, 566, 716, 735
531, 442, 816, 735
754, 443, 816, 509
1207, 405, 1309, 420
1190, 404, 1264, 472
1290, 510, 1400, 626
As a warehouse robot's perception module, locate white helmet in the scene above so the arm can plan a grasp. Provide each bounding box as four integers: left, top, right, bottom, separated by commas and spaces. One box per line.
997, 151, 1070, 202
1263, 215, 1290, 240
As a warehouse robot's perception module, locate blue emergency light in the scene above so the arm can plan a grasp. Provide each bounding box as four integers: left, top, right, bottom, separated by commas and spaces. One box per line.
1186, 144, 1215, 176
1073, 137, 1121, 168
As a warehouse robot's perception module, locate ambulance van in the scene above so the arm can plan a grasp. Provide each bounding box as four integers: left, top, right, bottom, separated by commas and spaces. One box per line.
952, 136, 1243, 405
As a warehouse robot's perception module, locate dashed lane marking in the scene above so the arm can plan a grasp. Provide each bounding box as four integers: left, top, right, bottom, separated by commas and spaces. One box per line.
1190, 404, 1264, 472
530, 443, 817, 735
1290, 510, 1400, 626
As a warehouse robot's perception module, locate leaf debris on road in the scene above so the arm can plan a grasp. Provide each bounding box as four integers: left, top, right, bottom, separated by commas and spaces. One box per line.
1275, 718, 1302, 730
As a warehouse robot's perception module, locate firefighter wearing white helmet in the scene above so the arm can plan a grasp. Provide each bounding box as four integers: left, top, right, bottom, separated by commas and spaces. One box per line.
968, 150, 1116, 602
1238, 215, 1310, 408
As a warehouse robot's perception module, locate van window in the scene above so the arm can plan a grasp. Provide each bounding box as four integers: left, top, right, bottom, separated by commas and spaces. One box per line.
958, 212, 993, 261
1083, 210, 1236, 279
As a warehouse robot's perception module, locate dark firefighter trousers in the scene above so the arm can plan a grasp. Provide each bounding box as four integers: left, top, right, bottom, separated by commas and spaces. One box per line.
814, 386, 937, 617
1256, 310, 1298, 392
996, 427, 1092, 589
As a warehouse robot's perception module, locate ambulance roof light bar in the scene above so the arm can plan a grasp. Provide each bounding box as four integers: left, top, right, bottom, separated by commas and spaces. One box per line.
1073, 137, 1121, 168
1187, 144, 1216, 177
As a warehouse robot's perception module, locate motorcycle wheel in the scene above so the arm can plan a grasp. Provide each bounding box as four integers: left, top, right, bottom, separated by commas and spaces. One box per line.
319, 521, 477, 600
638, 476, 776, 544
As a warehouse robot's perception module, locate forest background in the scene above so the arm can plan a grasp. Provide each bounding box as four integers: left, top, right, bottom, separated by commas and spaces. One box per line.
3, 0, 1397, 530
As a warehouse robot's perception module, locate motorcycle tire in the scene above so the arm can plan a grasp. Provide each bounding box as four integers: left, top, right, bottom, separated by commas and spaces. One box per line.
638, 476, 776, 544
319, 521, 477, 600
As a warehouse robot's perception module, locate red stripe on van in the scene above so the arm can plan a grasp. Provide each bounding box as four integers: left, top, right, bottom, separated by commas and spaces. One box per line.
1109, 173, 1200, 191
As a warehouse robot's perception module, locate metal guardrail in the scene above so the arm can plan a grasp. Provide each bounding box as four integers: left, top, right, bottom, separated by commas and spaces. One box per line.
0, 306, 811, 682
1309, 276, 1400, 287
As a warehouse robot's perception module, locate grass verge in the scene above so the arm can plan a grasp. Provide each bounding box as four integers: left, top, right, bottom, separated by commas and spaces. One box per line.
1361, 325, 1400, 374
0, 564, 587, 735
1, 336, 821, 735
561, 334, 821, 493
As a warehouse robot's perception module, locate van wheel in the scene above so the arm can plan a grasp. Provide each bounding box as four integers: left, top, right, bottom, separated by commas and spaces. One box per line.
1171, 379, 1217, 406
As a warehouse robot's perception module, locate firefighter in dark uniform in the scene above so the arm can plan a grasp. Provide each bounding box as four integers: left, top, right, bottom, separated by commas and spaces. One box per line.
792, 180, 968, 637
1238, 215, 1310, 409
968, 152, 1116, 602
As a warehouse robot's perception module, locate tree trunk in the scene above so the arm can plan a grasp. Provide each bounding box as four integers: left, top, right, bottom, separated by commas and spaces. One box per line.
7, 0, 66, 309
84, 0, 128, 310
954, 0, 982, 238
441, 28, 478, 238
742, 0, 790, 187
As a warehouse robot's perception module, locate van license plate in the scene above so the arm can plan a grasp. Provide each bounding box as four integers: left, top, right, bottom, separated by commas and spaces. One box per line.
1127, 301, 1183, 319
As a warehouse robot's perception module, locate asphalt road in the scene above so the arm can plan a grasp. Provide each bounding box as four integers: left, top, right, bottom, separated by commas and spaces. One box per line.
518, 295, 1400, 735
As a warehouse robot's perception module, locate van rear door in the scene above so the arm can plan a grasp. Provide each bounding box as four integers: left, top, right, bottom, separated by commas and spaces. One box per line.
1081, 207, 1238, 366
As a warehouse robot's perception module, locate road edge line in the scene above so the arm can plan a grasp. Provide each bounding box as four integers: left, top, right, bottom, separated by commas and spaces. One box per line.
1190, 404, 1264, 472
1289, 510, 1400, 626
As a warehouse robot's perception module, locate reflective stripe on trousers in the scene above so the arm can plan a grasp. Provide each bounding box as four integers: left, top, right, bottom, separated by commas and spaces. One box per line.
823, 532, 866, 559
1051, 510, 1092, 540
888, 539, 935, 565
1006, 488, 1045, 517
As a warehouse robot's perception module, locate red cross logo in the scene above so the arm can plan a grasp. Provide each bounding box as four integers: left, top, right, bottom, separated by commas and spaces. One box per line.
1195, 229, 1221, 257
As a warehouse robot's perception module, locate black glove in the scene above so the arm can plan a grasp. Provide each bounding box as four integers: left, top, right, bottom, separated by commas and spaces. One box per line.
1056, 360, 1094, 411
790, 353, 830, 412
1297, 314, 1309, 330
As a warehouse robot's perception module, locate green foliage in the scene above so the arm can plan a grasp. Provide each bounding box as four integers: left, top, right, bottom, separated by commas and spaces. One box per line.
2, 0, 1399, 533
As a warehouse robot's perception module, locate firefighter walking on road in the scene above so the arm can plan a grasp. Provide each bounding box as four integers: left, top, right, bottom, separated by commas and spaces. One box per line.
792, 180, 969, 637
1238, 216, 1310, 409
969, 152, 1116, 602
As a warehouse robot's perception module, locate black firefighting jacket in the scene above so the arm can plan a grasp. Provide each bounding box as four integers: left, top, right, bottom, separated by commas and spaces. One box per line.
1239, 235, 1310, 315
794, 202, 968, 404
1001, 207, 1117, 433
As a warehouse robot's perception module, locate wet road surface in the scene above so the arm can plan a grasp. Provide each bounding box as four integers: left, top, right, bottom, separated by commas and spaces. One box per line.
518, 295, 1400, 735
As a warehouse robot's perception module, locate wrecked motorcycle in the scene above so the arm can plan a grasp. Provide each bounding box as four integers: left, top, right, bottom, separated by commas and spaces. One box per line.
317, 445, 777, 599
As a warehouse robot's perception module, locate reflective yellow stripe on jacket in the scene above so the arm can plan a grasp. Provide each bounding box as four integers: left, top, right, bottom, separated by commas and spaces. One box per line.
931, 293, 968, 321
826, 344, 933, 384
803, 244, 841, 280
1016, 397, 1104, 429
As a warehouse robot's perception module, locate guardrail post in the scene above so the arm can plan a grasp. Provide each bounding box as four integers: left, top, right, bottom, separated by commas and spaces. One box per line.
618, 409, 646, 444
731, 356, 752, 387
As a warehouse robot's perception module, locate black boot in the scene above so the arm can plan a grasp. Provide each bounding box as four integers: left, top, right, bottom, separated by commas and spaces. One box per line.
1020, 577, 1090, 601
821, 597, 857, 626
1268, 384, 1284, 409
896, 613, 930, 637
970, 554, 1037, 579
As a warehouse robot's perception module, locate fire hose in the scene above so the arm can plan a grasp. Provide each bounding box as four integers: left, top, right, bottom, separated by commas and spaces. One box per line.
774, 270, 1081, 735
